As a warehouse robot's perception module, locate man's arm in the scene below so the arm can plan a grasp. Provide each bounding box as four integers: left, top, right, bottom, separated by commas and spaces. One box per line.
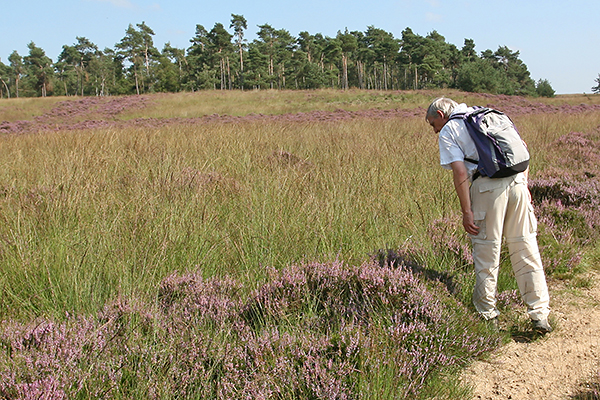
450, 161, 480, 235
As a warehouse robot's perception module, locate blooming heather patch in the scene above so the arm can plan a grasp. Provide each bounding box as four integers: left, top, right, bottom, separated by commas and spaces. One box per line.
0, 104, 426, 135
529, 128, 600, 274
3, 93, 600, 135
466, 93, 600, 117
0, 96, 152, 134
0, 260, 499, 399
496, 289, 524, 311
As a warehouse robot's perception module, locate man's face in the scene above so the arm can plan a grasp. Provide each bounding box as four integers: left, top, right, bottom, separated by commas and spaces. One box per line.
426, 110, 448, 134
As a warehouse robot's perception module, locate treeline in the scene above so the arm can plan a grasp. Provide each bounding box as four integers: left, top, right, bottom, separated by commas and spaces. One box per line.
0, 15, 556, 98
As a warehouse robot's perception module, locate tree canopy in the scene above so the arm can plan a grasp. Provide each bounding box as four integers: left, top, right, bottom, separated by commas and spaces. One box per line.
0, 16, 556, 98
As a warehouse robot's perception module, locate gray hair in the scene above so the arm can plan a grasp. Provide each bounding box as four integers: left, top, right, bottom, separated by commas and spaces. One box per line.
426, 97, 458, 119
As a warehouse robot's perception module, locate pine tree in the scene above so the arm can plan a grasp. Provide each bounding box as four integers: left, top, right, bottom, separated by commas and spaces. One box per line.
230, 14, 247, 89
23, 42, 54, 97
592, 74, 600, 94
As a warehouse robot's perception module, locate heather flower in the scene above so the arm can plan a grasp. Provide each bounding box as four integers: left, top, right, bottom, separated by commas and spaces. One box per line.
0, 260, 499, 399
523, 129, 600, 275
496, 289, 524, 311
158, 271, 243, 325
4, 94, 600, 135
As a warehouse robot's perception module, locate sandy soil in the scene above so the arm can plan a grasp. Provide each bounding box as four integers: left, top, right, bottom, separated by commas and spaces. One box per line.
461, 273, 600, 399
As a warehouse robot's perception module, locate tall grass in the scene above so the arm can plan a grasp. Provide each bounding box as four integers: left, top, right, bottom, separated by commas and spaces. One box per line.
0, 89, 433, 123
0, 97, 64, 122
127, 89, 600, 120
1, 90, 600, 398
117, 89, 438, 120
0, 114, 454, 320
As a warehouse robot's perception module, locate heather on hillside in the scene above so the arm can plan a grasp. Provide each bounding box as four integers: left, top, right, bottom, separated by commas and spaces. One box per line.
2, 91, 600, 135
529, 129, 600, 276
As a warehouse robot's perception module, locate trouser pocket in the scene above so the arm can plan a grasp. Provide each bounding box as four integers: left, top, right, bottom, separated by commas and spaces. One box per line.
527, 203, 538, 235
470, 211, 487, 240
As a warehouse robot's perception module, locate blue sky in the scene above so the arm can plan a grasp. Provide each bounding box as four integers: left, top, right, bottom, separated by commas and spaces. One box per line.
2, 0, 598, 94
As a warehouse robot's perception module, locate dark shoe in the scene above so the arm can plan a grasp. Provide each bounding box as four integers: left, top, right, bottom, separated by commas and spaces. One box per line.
532, 318, 552, 334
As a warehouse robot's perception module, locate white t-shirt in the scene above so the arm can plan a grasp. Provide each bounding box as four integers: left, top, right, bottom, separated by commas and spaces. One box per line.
438, 103, 479, 179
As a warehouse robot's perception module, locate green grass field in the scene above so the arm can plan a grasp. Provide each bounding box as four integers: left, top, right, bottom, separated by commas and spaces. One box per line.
1, 89, 600, 398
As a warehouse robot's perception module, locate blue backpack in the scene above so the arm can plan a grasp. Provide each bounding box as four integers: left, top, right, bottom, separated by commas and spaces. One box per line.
449, 107, 529, 179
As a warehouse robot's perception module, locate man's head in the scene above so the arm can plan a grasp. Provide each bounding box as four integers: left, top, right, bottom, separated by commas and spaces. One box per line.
426, 97, 458, 133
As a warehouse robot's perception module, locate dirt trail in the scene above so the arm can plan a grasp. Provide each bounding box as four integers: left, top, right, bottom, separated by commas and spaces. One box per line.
461, 273, 600, 399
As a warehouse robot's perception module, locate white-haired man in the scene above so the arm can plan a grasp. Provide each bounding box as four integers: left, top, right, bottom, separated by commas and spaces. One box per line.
426, 97, 552, 333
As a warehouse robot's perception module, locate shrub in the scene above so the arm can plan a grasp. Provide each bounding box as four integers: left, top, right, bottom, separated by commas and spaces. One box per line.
0, 260, 499, 399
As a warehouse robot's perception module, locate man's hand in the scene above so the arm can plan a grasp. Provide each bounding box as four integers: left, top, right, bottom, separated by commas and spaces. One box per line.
462, 209, 480, 236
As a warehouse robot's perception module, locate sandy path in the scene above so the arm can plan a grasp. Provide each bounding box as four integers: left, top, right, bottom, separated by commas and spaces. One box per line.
461, 273, 600, 399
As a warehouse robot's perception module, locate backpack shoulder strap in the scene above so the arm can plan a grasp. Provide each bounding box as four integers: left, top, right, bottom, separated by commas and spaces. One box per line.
448, 112, 465, 121
447, 107, 488, 167
449, 106, 490, 120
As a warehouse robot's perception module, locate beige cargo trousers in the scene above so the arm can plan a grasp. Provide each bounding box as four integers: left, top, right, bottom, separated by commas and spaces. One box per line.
469, 172, 550, 322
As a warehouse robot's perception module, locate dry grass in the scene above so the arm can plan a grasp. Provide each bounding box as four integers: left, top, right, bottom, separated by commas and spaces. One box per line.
122, 89, 434, 119
0, 96, 65, 122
